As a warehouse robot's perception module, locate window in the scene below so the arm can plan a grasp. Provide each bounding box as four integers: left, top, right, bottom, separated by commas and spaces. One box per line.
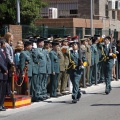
70, 9, 78, 14
105, 4, 109, 17
85, 28, 91, 35
112, 11, 115, 19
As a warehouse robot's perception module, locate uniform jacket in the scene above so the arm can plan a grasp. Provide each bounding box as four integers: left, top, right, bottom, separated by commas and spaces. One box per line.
0, 48, 8, 80
19, 50, 33, 77
92, 44, 99, 64
49, 50, 60, 74
45, 49, 51, 74
67, 50, 87, 74
37, 48, 47, 74
103, 43, 116, 64
58, 50, 65, 72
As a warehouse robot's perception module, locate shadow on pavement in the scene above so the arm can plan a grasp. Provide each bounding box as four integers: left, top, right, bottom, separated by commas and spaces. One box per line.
85, 92, 106, 95
43, 100, 73, 104
112, 87, 120, 89
91, 104, 120, 106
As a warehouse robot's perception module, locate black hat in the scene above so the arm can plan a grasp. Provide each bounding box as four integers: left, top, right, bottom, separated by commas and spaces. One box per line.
92, 36, 98, 43
37, 38, 44, 43
52, 42, 59, 46
24, 41, 32, 47
94, 34, 100, 38
29, 38, 36, 43
44, 40, 50, 44
104, 36, 111, 41
70, 41, 78, 45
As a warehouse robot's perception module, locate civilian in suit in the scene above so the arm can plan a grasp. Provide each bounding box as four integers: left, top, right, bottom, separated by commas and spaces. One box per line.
0, 41, 8, 111
4, 32, 14, 96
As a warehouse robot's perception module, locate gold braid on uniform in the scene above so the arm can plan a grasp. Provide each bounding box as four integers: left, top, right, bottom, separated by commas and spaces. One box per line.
65, 50, 76, 70
99, 46, 109, 62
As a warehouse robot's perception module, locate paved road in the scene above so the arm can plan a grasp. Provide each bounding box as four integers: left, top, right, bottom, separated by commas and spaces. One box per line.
0, 81, 120, 120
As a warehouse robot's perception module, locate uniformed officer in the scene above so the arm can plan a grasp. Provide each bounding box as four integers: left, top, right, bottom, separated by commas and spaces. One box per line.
60, 38, 70, 94
67, 41, 87, 103
91, 37, 99, 84
103, 36, 116, 94
36, 38, 47, 101
19, 41, 33, 95
49, 42, 60, 97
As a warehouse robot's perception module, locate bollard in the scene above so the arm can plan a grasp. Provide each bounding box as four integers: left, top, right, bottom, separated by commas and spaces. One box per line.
11, 65, 16, 99
82, 68, 86, 88
116, 59, 118, 81
95, 63, 97, 85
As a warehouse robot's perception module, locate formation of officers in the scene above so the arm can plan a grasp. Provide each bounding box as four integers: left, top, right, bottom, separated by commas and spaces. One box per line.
0, 32, 119, 111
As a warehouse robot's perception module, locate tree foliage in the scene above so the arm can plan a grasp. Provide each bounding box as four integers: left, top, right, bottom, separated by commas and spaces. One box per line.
0, 0, 47, 25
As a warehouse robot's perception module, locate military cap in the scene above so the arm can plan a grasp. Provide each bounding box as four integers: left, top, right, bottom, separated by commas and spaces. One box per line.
29, 38, 36, 43
52, 42, 59, 46
69, 41, 78, 45
91, 36, 98, 43
54, 37, 62, 42
104, 36, 111, 41
44, 40, 50, 44
72, 36, 78, 40
94, 34, 100, 38
37, 38, 44, 43
62, 38, 68, 42
24, 41, 32, 47
80, 38, 88, 41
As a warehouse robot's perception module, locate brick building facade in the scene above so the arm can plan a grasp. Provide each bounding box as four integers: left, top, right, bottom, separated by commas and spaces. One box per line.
37, 0, 120, 38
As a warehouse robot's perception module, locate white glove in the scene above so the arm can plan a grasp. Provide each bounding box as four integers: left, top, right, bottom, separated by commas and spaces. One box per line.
109, 53, 113, 56
79, 66, 85, 69
116, 51, 119, 54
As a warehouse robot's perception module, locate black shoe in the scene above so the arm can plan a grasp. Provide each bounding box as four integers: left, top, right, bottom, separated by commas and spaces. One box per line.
2, 106, 7, 109
0, 106, 6, 111
105, 90, 110, 95
45, 95, 50, 99
72, 99, 77, 104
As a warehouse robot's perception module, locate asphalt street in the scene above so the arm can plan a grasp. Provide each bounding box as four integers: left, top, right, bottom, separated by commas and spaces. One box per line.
0, 81, 120, 120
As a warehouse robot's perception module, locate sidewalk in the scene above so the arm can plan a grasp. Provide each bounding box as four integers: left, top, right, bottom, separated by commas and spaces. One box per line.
0, 80, 120, 116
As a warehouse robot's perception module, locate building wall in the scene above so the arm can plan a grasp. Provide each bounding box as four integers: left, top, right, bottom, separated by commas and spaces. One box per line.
9, 25, 22, 47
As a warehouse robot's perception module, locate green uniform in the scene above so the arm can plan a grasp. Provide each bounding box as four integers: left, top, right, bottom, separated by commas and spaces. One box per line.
43, 49, 51, 98
91, 44, 99, 84
19, 50, 33, 95
67, 50, 87, 100
31, 48, 40, 101
97, 43, 104, 82
37, 48, 47, 100
103, 44, 116, 93
49, 50, 60, 97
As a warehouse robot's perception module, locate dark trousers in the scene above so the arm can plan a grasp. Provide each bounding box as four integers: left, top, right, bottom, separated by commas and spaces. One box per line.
0, 80, 7, 106
42, 74, 49, 97
70, 69, 83, 100
50, 73, 59, 97
103, 61, 113, 91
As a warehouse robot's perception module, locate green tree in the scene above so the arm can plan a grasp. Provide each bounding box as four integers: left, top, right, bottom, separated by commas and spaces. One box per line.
0, 0, 47, 25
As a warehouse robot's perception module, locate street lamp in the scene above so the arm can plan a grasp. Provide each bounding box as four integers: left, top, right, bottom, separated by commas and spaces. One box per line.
90, 0, 93, 36
17, 0, 20, 24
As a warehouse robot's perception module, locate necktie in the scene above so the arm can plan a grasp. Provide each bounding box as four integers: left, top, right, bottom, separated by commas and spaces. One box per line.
2, 50, 6, 58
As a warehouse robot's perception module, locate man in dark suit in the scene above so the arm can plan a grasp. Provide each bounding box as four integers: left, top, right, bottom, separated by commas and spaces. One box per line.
0, 40, 8, 111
